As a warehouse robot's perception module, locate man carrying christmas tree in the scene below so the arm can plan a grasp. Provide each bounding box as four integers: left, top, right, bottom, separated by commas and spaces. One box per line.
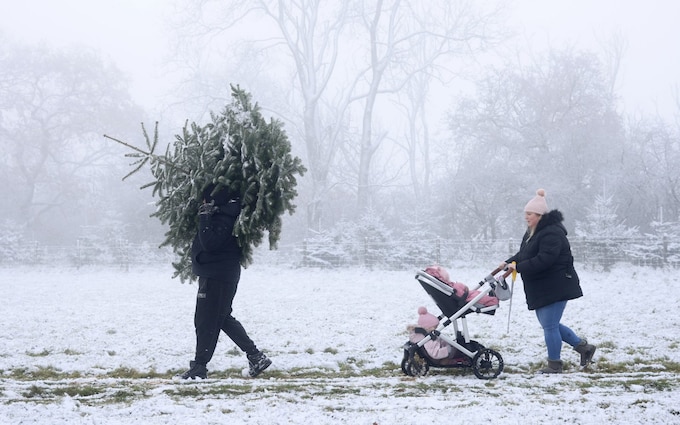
179, 183, 272, 380
106, 86, 305, 380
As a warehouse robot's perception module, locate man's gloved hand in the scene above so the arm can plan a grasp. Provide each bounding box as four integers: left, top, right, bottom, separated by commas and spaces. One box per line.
198, 200, 219, 216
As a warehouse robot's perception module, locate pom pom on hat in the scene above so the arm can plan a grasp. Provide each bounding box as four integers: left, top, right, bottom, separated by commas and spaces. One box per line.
524, 188, 548, 215
417, 306, 440, 330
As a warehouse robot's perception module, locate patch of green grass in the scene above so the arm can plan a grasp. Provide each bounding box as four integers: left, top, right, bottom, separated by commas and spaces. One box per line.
382, 360, 398, 369
624, 378, 674, 392
543, 386, 559, 395
344, 357, 366, 367
590, 357, 680, 375
630, 398, 651, 407
659, 359, 680, 373
266, 366, 341, 379
10, 366, 82, 380
597, 340, 616, 350
106, 367, 165, 379
21, 383, 104, 399
163, 386, 203, 397
328, 385, 361, 396
226, 347, 241, 356
361, 367, 392, 378
484, 380, 497, 388
108, 389, 141, 404
63, 348, 82, 356
22, 384, 47, 398
53, 384, 103, 398
589, 358, 627, 374
323, 347, 338, 355
164, 383, 255, 398
26, 349, 51, 357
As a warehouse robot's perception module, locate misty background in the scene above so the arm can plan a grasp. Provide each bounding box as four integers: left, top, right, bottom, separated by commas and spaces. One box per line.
1, 0, 679, 268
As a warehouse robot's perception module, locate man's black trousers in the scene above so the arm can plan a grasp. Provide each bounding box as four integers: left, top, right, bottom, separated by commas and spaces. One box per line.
193, 267, 257, 365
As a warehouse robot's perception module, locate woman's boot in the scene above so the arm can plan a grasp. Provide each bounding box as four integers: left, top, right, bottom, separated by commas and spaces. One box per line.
574, 339, 596, 367
538, 359, 563, 374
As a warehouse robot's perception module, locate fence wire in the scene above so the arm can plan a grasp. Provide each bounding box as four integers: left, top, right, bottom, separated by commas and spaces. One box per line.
2, 236, 675, 271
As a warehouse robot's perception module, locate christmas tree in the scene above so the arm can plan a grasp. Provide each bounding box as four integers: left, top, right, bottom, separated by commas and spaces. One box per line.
105, 85, 306, 282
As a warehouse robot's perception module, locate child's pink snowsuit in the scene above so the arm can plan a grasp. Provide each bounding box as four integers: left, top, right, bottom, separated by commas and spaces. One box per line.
407, 306, 464, 363
425, 265, 498, 307
408, 326, 454, 360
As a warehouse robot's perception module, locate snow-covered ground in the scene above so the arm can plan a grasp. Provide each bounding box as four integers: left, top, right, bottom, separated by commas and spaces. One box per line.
1, 264, 679, 424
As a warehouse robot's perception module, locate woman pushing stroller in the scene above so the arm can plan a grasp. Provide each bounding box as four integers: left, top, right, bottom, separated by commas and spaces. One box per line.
500, 189, 596, 374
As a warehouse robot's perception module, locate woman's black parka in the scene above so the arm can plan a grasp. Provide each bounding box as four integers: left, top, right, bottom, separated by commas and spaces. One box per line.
506, 209, 583, 310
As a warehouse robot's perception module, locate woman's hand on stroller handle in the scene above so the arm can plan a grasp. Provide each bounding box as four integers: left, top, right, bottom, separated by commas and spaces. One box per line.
492, 263, 514, 280
498, 262, 516, 273
504, 263, 516, 277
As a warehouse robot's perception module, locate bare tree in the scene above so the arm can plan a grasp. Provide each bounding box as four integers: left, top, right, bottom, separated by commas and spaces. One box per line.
257, 1, 353, 231
624, 115, 680, 227
397, 71, 432, 202
390, 1, 505, 204
170, 0, 354, 232
170, 0, 505, 230
348, 0, 504, 212
598, 31, 627, 100
444, 48, 625, 238
0, 41, 142, 242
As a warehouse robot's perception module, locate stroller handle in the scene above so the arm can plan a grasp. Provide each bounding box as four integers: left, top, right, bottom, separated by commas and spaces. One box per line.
489, 266, 513, 279
480, 268, 512, 289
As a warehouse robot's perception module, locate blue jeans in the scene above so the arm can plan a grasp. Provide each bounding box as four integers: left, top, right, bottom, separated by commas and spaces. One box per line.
535, 301, 582, 360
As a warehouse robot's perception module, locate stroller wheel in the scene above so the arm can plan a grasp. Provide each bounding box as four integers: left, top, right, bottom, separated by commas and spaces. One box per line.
472, 348, 503, 379
402, 350, 429, 377
400, 349, 410, 375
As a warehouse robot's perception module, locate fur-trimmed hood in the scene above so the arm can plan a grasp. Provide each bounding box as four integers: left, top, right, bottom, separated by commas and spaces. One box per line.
535, 209, 567, 236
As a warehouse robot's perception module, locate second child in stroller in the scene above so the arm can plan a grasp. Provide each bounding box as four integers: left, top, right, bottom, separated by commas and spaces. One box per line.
425, 265, 499, 309
408, 307, 468, 366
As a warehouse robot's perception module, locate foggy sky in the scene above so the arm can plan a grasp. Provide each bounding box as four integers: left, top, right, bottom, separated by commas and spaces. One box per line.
1, 0, 678, 119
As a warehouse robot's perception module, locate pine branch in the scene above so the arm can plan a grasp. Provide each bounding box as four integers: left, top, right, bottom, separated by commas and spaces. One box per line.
103, 133, 150, 156
103, 122, 191, 178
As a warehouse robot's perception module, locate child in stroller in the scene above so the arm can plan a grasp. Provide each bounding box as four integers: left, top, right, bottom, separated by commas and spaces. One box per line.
401, 265, 509, 379
407, 306, 468, 366
425, 265, 500, 310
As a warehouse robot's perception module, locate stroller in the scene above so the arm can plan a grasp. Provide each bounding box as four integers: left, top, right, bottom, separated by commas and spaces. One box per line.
401, 266, 511, 379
